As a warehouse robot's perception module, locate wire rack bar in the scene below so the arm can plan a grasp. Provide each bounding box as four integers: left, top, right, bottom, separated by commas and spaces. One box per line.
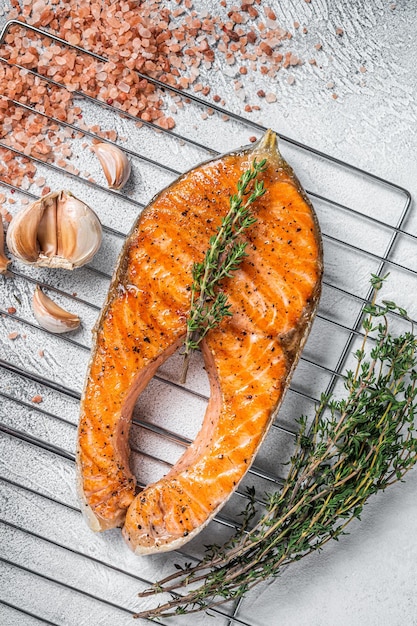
0, 599, 60, 626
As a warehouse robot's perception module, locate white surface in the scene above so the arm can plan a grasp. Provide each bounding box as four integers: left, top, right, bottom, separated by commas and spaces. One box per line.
0, 1, 416, 625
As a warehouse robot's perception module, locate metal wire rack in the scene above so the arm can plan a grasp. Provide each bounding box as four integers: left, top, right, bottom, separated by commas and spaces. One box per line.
0, 18, 415, 626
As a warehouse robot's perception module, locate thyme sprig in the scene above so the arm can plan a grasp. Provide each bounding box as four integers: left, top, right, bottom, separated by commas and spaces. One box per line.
180, 157, 267, 383
136, 274, 417, 620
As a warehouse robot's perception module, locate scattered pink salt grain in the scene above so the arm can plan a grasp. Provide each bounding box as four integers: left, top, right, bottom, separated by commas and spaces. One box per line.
0, 0, 345, 199
8, 331, 19, 340
31, 394, 43, 403
265, 92, 277, 103
118, 81, 130, 94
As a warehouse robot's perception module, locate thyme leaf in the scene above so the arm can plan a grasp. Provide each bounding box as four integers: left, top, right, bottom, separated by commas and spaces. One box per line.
180, 157, 267, 383
136, 275, 417, 620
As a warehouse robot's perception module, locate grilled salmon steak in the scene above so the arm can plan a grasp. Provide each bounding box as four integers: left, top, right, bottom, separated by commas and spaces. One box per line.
76, 130, 323, 553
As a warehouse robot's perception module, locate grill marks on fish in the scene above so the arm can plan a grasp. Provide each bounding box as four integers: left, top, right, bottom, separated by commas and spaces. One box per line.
77, 130, 323, 550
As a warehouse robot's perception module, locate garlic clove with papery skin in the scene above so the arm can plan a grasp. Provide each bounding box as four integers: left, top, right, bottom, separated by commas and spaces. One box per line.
0, 219, 11, 275
55, 192, 102, 267
6, 190, 102, 269
92, 142, 131, 190
32, 285, 80, 334
6, 195, 45, 263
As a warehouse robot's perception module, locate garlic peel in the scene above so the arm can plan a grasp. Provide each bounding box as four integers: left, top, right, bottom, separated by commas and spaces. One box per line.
33, 285, 80, 334
6, 190, 102, 269
92, 143, 131, 190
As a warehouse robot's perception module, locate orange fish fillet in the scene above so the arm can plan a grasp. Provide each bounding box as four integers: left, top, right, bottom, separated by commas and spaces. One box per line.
76, 130, 323, 554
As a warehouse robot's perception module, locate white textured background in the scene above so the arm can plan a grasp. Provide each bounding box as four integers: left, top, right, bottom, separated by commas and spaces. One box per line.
0, 1, 416, 625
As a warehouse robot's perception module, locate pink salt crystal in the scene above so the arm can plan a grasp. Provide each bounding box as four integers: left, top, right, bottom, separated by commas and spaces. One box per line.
139, 26, 152, 39
67, 33, 80, 45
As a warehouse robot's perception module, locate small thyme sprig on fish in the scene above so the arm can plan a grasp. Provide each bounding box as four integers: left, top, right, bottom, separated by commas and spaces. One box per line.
180, 157, 267, 383
136, 274, 417, 620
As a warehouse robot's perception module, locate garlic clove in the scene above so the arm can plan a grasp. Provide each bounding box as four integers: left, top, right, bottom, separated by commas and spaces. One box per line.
92, 142, 131, 190
37, 194, 57, 257
55, 191, 102, 267
32, 285, 80, 333
0, 219, 11, 275
5, 196, 45, 263
6, 190, 102, 269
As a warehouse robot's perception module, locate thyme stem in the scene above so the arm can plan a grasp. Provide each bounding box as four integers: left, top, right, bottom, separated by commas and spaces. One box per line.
135, 274, 417, 620
180, 158, 267, 383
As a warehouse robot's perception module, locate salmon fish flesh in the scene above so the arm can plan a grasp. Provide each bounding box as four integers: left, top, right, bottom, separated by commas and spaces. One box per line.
76, 130, 323, 554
